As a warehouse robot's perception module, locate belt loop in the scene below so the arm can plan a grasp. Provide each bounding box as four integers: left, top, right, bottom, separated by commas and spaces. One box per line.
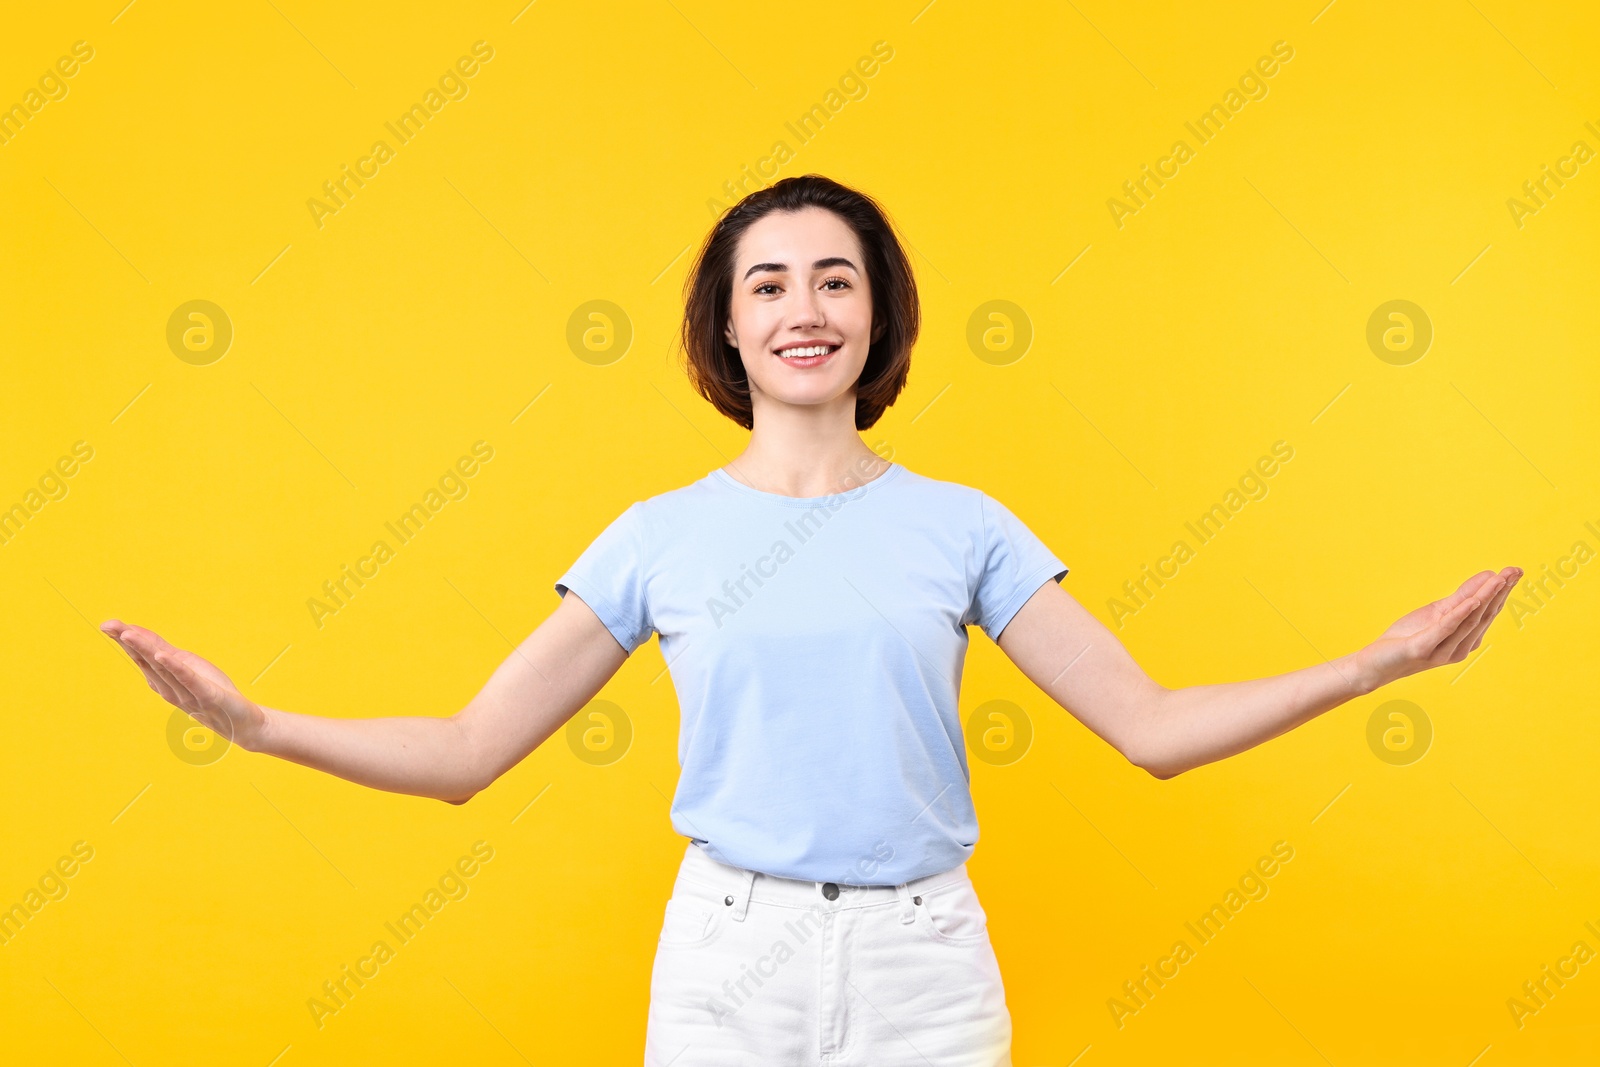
730, 867, 757, 922
894, 882, 916, 924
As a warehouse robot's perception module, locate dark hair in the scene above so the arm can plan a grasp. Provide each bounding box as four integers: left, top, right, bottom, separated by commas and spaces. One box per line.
679, 174, 919, 431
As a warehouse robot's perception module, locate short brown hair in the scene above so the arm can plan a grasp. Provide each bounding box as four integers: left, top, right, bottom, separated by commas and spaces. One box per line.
679, 174, 919, 431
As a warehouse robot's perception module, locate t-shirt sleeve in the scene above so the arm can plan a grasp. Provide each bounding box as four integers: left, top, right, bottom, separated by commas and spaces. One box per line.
553, 501, 655, 654
967, 492, 1069, 642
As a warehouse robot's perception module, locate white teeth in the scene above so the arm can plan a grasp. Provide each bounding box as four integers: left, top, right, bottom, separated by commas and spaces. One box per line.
778, 344, 835, 359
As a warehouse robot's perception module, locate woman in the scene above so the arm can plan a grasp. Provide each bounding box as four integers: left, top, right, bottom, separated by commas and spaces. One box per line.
101, 174, 1519, 1065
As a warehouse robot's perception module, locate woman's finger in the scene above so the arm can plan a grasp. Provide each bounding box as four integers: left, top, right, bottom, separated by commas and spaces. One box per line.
1461, 569, 1522, 655
129, 630, 198, 710
1437, 584, 1499, 661
163, 652, 222, 711
114, 637, 177, 700
1417, 594, 1482, 660
1439, 571, 1498, 617
1441, 570, 1516, 659
116, 628, 168, 684
1485, 568, 1518, 612
156, 649, 246, 741
115, 628, 183, 704
1419, 570, 1505, 660
104, 627, 164, 683
1454, 600, 1499, 658
150, 648, 203, 711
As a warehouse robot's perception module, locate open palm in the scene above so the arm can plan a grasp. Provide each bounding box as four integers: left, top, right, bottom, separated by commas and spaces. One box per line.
1354, 567, 1521, 689
100, 620, 268, 750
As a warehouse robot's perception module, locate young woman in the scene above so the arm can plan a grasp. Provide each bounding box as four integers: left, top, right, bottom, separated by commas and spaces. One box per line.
102, 174, 1519, 1066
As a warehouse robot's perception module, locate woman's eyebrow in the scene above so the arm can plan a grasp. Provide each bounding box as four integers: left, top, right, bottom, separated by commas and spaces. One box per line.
742, 257, 859, 281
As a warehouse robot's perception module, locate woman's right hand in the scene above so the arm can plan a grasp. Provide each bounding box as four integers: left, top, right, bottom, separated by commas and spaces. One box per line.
101, 620, 269, 752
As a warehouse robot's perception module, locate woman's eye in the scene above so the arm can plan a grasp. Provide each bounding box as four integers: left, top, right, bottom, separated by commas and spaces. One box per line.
753, 278, 847, 295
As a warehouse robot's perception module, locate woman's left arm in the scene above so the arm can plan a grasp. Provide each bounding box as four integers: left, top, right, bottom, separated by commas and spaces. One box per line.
996, 566, 1522, 780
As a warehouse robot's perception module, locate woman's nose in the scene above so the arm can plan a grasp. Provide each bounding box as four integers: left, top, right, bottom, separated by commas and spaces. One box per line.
788, 289, 825, 326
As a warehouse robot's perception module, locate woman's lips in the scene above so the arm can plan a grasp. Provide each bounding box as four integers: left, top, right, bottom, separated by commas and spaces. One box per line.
773, 343, 839, 367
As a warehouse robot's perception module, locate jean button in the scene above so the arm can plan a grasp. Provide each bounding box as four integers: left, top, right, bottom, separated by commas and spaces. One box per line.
821, 882, 839, 900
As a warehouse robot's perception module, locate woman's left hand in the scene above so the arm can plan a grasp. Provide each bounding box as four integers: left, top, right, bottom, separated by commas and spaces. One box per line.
1353, 567, 1522, 692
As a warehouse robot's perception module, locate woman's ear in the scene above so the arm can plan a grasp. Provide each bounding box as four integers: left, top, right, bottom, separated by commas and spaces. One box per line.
723, 318, 738, 350
870, 318, 886, 344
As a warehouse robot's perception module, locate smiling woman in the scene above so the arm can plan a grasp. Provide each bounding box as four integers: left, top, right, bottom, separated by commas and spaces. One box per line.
679, 177, 916, 435
102, 173, 1520, 1067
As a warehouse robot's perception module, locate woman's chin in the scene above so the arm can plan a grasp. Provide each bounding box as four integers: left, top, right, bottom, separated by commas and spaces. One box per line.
750, 384, 857, 414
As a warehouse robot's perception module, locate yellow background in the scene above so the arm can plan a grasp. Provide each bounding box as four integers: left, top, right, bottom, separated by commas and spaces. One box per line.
3, 0, 1597, 1063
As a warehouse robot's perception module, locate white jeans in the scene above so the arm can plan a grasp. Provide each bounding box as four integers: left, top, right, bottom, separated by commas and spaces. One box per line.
644, 841, 1013, 1066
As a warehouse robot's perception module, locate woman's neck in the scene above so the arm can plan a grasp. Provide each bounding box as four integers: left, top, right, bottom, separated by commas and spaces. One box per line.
723, 402, 889, 498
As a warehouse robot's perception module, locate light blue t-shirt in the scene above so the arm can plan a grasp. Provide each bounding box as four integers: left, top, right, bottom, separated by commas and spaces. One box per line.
554, 462, 1068, 885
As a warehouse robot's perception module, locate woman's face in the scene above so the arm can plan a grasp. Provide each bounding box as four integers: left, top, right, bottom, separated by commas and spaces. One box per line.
723, 206, 883, 419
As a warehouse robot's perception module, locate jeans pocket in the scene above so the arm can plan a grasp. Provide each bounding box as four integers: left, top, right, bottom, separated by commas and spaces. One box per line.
918, 881, 990, 944
658, 892, 724, 948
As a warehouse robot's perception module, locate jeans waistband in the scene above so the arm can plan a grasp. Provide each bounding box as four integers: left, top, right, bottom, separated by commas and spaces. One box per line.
674, 841, 970, 925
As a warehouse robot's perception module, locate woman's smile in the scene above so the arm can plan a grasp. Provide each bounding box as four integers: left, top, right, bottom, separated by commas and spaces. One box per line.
773, 341, 840, 367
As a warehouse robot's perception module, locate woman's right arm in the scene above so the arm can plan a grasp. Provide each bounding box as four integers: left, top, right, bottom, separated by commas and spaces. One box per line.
100, 590, 630, 805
